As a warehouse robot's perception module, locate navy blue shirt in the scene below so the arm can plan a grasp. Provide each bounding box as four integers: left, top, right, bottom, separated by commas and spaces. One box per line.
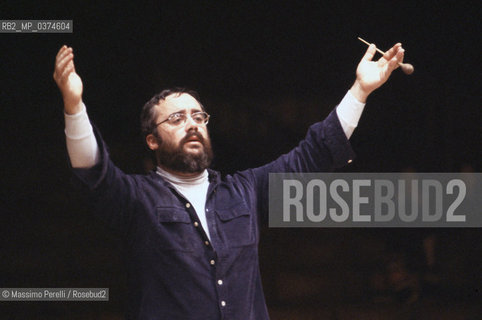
73, 109, 355, 319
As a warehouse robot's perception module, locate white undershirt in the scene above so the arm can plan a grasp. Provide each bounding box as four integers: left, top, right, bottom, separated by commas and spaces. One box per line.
64, 90, 366, 239
335, 90, 366, 138
64, 104, 100, 168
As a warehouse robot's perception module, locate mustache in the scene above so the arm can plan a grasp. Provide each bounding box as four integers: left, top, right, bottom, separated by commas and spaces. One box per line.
180, 131, 205, 146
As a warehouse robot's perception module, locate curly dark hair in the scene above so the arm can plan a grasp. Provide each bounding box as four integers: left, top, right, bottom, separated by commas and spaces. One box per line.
140, 87, 204, 138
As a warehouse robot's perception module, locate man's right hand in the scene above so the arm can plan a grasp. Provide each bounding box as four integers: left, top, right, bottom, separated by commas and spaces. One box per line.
53, 45, 84, 115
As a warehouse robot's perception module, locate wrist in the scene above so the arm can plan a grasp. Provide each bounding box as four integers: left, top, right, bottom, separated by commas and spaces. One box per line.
350, 81, 370, 103
63, 97, 83, 115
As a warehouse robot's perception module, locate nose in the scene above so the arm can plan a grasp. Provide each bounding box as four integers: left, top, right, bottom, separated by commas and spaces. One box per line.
184, 114, 199, 131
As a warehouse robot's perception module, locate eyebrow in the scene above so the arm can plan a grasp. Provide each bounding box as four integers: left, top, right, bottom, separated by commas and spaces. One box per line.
171, 108, 203, 115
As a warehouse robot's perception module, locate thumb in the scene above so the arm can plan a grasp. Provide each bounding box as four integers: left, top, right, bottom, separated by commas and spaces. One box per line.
362, 44, 377, 62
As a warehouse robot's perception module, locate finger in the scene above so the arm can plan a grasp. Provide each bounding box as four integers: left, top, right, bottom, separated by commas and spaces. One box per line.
55, 45, 68, 60
362, 44, 377, 61
60, 61, 75, 82
54, 53, 74, 82
56, 48, 72, 67
382, 43, 402, 62
387, 49, 404, 72
55, 52, 74, 76
396, 47, 405, 64
54, 46, 69, 80
387, 57, 399, 72
55, 46, 71, 63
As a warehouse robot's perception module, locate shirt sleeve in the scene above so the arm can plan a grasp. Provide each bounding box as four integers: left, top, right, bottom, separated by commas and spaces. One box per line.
64, 102, 100, 168
336, 90, 366, 139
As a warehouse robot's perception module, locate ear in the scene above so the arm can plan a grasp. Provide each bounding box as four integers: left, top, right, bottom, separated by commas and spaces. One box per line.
146, 133, 160, 151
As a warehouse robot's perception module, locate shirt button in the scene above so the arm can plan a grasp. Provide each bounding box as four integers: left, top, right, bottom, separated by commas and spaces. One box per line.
217, 280, 223, 285
194, 222, 199, 227
185, 203, 191, 208
206, 208, 209, 212
221, 301, 226, 307
210, 259, 215, 265
204, 241, 210, 246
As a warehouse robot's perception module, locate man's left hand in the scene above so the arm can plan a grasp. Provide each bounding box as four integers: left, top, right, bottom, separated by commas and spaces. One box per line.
350, 42, 405, 102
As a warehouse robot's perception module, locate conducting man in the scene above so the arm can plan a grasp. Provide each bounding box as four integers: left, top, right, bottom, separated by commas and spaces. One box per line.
53, 42, 405, 319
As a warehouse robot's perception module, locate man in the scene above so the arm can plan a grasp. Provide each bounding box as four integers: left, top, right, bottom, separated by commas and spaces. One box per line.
53, 42, 405, 319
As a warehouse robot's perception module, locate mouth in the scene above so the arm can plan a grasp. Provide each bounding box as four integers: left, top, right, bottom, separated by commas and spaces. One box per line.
183, 133, 204, 147
186, 137, 201, 143
185, 140, 202, 147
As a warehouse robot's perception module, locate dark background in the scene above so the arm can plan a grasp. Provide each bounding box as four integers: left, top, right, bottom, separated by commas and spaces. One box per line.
0, 1, 480, 319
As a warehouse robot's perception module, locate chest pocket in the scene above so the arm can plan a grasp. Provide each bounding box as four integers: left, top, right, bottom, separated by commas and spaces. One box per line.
157, 207, 196, 252
215, 202, 255, 248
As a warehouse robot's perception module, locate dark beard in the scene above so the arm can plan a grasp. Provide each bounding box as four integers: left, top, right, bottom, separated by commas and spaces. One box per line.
156, 131, 213, 174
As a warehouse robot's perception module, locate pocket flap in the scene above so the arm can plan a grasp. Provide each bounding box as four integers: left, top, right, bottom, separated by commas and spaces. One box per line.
216, 203, 250, 221
157, 207, 191, 223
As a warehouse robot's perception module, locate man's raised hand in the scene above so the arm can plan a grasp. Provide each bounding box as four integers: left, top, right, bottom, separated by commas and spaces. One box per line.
53, 45, 83, 114
350, 42, 405, 103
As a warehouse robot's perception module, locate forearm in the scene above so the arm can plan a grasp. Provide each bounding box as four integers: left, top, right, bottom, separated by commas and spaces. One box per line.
64, 102, 100, 168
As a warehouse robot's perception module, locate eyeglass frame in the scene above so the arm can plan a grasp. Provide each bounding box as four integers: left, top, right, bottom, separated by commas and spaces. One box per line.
155, 111, 211, 127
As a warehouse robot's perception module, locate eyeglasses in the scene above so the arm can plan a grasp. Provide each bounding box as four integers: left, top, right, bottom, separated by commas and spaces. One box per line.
156, 111, 210, 127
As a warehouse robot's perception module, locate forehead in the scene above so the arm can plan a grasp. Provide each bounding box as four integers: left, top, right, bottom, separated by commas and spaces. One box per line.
156, 93, 202, 117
